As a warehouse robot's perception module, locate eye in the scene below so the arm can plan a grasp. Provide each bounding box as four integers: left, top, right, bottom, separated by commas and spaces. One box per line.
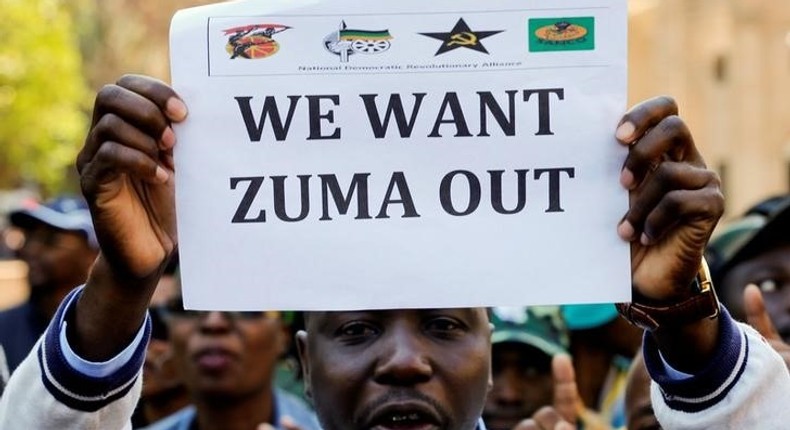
335, 321, 379, 343
424, 317, 466, 338
758, 278, 778, 293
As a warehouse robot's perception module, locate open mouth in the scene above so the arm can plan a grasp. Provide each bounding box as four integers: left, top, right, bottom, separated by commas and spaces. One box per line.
367, 402, 442, 430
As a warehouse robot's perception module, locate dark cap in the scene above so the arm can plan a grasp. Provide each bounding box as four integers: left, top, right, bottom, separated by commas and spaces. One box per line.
9, 196, 98, 249
706, 195, 790, 285
490, 306, 569, 357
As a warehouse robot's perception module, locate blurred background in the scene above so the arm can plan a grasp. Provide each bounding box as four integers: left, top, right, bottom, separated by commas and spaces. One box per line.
1, 0, 789, 307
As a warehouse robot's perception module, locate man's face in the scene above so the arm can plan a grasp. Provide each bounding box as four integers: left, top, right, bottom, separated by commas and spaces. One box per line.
17, 223, 96, 293
163, 302, 288, 401
721, 244, 790, 341
483, 343, 553, 430
625, 354, 660, 430
297, 308, 492, 430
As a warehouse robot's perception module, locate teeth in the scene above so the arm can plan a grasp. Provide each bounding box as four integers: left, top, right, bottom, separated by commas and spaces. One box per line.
390, 413, 421, 422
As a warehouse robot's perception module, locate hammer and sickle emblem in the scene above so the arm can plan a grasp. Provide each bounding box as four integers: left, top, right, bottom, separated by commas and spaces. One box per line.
447, 32, 477, 46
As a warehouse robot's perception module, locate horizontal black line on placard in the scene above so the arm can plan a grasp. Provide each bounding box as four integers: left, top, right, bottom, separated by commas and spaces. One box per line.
207, 7, 609, 19
206, 64, 609, 78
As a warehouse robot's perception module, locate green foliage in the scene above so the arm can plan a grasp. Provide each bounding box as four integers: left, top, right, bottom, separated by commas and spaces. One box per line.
0, 0, 89, 194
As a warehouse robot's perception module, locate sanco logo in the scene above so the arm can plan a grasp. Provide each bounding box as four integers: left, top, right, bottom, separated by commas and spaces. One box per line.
528, 17, 594, 52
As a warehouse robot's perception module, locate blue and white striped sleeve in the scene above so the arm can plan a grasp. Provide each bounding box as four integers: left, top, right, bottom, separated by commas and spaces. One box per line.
0, 286, 149, 430
644, 306, 790, 429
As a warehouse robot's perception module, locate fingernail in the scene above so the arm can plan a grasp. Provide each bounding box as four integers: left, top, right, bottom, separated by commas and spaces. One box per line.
166, 97, 188, 121
160, 127, 176, 149
155, 165, 169, 183
640, 232, 651, 246
617, 220, 634, 241
620, 167, 635, 189
616, 121, 635, 142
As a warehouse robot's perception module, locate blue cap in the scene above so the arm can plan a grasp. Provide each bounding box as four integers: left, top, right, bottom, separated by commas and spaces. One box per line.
560, 303, 619, 330
9, 196, 98, 249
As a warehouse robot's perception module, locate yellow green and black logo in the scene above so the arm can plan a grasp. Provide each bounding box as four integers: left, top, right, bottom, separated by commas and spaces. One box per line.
528, 17, 594, 52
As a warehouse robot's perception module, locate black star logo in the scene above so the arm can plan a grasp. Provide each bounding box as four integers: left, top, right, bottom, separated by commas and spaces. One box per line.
419, 18, 504, 56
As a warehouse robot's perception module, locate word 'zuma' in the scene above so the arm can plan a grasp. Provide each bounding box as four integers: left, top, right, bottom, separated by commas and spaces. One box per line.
230, 168, 574, 223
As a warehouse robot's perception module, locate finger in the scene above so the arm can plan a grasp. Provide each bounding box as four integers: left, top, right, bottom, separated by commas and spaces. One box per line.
78, 113, 161, 173
257, 424, 275, 430
620, 116, 703, 190
616, 95, 678, 145
744, 284, 781, 341
91, 84, 173, 147
551, 354, 580, 425
116, 74, 188, 122
530, 406, 574, 430
637, 186, 723, 246
618, 164, 720, 243
80, 141, 169, 197
280, 416, 303, 430
511, 418, 540, 430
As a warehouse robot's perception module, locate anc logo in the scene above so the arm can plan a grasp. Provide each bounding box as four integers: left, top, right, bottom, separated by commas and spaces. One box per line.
324, 21, 393, 63
223, 24, 290, 59
528, 17, 594, 52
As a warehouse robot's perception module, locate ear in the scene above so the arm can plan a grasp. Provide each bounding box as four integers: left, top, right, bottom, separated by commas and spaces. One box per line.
487, 323, 494, 393
295, 330, 312, 400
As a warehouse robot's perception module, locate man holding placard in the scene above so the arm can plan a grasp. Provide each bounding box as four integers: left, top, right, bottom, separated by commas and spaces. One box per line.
0, 74, 788, 429
2, 0, 790, 427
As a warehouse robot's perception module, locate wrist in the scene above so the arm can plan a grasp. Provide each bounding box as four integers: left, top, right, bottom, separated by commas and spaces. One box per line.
618, 257, 719, 332
72, 255, 161, 361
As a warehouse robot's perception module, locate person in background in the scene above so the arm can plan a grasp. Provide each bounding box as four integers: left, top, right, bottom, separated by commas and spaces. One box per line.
0, 196, 99, 373
141, 283, 319, 429
483, 306, 569, 429
560, 303, 642, 428
706, 194, 790, 342
132, 255, 189, 428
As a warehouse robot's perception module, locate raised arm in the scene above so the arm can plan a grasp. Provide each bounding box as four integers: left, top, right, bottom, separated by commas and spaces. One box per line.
613, 96, 723, 372
73, 75, 186, 361
614, 97, 790, 429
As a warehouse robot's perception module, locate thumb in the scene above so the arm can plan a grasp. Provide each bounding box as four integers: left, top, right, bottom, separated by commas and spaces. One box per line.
551, 354, 582, 425
257, 424, 275, 430
744, 284, 781, 341
281, 415, 303, 430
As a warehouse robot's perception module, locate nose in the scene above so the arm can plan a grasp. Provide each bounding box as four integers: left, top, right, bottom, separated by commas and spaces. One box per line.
492, 367, 524, 406
373, 326, 433, 386
198, 311, 233, 334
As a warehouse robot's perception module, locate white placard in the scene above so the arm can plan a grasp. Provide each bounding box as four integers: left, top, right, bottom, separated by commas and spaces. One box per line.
170, 0, 630, 310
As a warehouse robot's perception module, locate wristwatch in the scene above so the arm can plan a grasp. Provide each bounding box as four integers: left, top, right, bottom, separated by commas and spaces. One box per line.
616, 257, 720, 331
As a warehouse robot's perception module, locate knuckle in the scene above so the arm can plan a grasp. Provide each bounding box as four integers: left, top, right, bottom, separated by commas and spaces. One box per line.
658, 115, 684, 135
662, 191, 683, 214
95, 84, 122, 110
94, 142, 119, 164
656, 95, 678, 112
116, 74, 141, 88
95, 113, 121, 137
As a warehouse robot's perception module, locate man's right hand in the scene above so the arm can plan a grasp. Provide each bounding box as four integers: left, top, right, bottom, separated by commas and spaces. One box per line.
77, 75, 187, 279
71, 75, 187, 361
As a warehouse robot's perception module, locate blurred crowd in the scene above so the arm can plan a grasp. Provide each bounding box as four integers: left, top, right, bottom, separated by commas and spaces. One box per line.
0, 188, 788, 429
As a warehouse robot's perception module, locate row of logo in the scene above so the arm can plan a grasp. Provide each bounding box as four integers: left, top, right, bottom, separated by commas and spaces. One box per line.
222, 17, 595, 63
